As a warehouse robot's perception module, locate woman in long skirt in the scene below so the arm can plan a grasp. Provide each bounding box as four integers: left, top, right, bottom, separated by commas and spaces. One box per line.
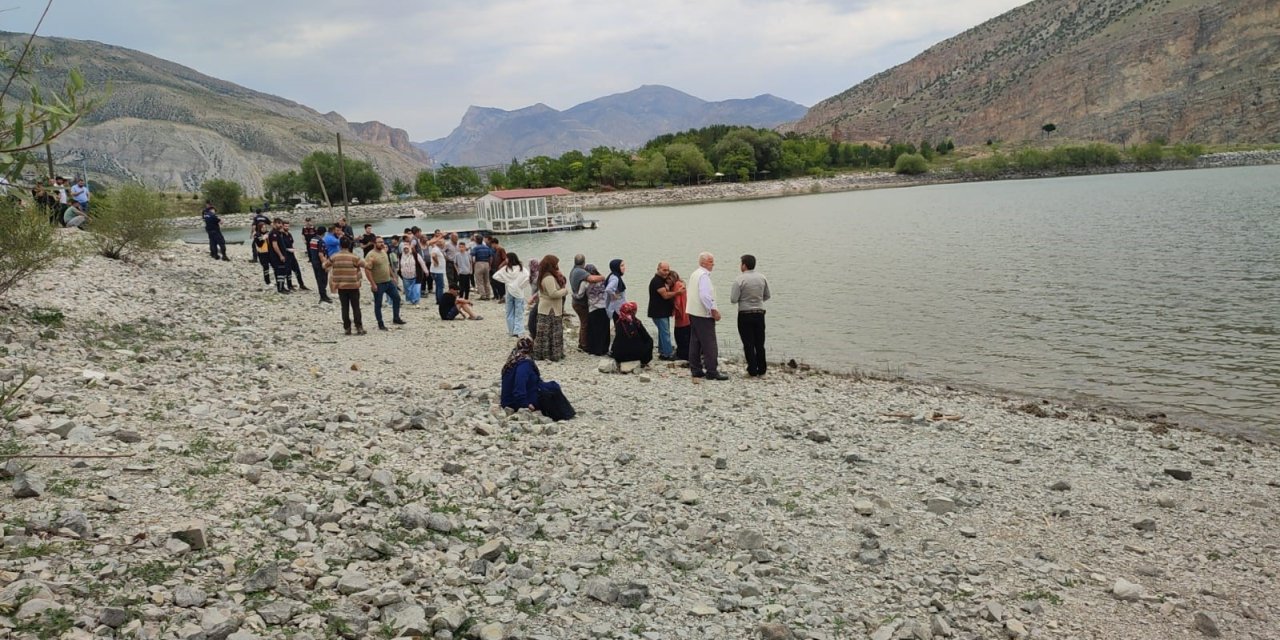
532, 255, 568, 361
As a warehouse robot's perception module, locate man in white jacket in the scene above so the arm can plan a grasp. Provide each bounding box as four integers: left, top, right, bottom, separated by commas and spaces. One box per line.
685, 252, 727, 381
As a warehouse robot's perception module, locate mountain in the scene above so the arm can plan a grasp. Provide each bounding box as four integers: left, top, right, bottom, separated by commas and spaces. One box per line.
788, 0, 1280, 146
418, 85, 808, 166
1, 32, 430, 195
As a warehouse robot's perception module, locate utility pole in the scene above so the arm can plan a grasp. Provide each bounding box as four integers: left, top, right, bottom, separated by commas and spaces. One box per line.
336, 133, 349, 217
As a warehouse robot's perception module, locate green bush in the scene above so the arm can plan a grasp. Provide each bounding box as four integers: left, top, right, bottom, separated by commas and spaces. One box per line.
202, 179, 244, 214
954, 154, 1009, 178
1048, 143, 1122, 168
90, 184, 176, 260
1129, 141, 1165, 165
893, 153, 929, 175
1011, 148, 1052, 171
0, 199, 80, 298
1168, 143, 1204, 165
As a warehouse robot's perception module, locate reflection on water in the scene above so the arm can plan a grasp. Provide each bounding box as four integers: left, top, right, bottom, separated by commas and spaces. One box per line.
193, 166, 1280, 435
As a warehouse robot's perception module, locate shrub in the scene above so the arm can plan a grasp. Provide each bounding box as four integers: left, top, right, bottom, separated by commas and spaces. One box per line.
0, 199, 79, 298
1048, 143, 1121, 168
1129, 141, 1165, 165
1168, 143, 1204, 165
202, 179, 244, 214
954, 154, 1009, 178
90, 184, 176, 260
893, 153, 929, 175
1012, 148, 1052, 171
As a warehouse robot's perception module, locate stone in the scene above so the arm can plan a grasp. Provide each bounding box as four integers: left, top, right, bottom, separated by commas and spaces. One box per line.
689, 604, 719, 616
925, 497, 956, 514
337, 572, 371, 595
441, 462, 465, 475
113, 429, 143, 443
1132, 518, 1157, 531
1156, 495, 1178, 508
1112, 578, 1143, 602
98, 606, 131, 628
390, 605, 429, 636
583, 578, 618, 603
852, 499, 875, 516
243, 564, 280, 593
736, 529, 766, 550
619, 360, 640, 374
1193, 611, 1221, 637
476, 538, 509, 562
172, 520, 208, 550
325, 607, 369, 639
256, 599, 298, 625
618, 586, 649, 608
1050, 480, 1072, 491
370, 469, 395, 487
17, 598, 66, 620
165, 537, 192, 555
677, 488, 700, 505
758, 622, 797, 640
805, 430, 830, 443
958, 526, 978, 538
174, 585, 208, 608
1004, 618, 1027, 638
1164, 468, 1193, 481
12, 472, 45, 498
56, 510, 93, 539
431, 605, 468, 631
232, 449, 268, 465
597, 359, 618, 373
930, 614, 953, 637
65, 424, 97, 443
477, 622, 505, 640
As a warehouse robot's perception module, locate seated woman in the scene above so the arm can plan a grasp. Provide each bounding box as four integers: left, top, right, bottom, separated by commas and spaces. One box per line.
500, 337, 575, 420
609, 301, 653, 367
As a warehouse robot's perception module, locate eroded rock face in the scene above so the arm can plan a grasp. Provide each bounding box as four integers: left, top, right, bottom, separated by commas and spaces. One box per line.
790, 0, 1280, 146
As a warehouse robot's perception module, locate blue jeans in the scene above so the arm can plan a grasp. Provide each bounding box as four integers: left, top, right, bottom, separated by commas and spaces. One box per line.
505, 294, 524, 336
404, 278, 421, 304
373, 281, 401, 327
432, 272, 446, 303
652, 316, 673, 357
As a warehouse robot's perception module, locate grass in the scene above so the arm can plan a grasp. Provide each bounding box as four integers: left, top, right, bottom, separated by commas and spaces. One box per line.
13, 607, 74, 639
46, 476, 81, 497
128, 560, 176, 585
1020, 588, 1063, 605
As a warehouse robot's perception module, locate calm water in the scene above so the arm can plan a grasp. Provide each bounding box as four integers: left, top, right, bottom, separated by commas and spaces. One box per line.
193, 166, 1280, 435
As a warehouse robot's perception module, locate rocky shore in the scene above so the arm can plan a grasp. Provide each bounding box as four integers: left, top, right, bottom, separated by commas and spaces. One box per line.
1, 240, 1276, 639
169, 149, 1280, 231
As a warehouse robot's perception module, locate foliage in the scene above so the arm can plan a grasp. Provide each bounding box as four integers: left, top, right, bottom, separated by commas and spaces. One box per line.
201, 178, 243, 213
90, 183, 175, 259
1042, 123, 1057, 135
263, 170, 304, 203
630, 151, 667, 187
390, 178, 410, 196
435, 164, 483, 197
300, 151, 383, 204
414, 170, 440, 200
0, 198, 79, 298
893, 153, 929, 175
0, 366, 35, 421
1129, 141, 1164, 165
1167, 143, 1204, 165
663, 143, 713, 185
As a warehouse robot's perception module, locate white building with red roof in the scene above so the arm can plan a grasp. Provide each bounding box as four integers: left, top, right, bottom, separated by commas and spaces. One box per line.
475, 187, 595, 234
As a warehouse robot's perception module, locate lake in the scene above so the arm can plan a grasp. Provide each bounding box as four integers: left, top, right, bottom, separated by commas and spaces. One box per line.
190, 166, 1280, 436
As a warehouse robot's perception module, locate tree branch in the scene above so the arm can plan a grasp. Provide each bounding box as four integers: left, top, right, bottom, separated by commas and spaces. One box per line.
0, 0, 55, 111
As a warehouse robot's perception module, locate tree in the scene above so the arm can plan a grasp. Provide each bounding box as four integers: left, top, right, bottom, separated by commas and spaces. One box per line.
631, 152, 667, 187
263, 171, 303, 203
712, 137, 755, 180
893, 153, 929, 175
202, 179, 243, 214
391, 178, 411, 196
414, 170, 440, 200
1042, 123, 1057, 136
663, 143, 712, 185
505, 158, 529, 189
300, 151, 383, 204
90, 184, 175, 260
486, 168, 508, 190
435, 164, 482, 197
599, 157, 631, 187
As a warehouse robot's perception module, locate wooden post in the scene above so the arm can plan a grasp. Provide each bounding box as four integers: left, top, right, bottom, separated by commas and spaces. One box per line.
336, 133, 349, 217
313, 166, 333, 212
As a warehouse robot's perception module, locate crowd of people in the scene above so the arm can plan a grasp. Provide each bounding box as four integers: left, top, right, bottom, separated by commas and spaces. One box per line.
27, 176, 92, 229
211, 214, 772, 420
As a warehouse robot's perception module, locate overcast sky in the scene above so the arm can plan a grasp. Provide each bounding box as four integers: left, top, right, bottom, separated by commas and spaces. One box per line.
8, 0, 1029, 141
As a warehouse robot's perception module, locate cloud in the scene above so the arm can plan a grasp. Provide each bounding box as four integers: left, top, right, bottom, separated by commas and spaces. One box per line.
8, 0, 1029, 140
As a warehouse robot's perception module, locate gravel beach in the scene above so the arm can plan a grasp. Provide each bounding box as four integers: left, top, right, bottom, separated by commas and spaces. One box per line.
0, 239, 1276, 639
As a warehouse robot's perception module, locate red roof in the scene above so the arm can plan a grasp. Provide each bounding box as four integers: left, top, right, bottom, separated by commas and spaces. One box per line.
486, 187, 573, 200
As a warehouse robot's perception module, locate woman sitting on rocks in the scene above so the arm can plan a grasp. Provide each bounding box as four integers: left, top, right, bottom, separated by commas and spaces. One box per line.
501, 337, 575, 420
609, 301, 653, 367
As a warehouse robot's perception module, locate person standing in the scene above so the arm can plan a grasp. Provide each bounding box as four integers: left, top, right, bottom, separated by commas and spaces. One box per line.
301, 218, 318, 245
428, 239, 447, 304
252, 222, 273, 287
399, 241, 427, 305
492, 251, 530, 337
202, 203, 229, 261
359, 224, 378, 256
686, 252, 727, 380
532, 255, 569, 362
730, 254, 771, 377
366, 237, 405, 330
324, 236, 371, 335
669, 270, 691, 361
454, 240, 474, 299
470, 235, 494, 300
647, 262, 679, 361
489, 237, 508, 302
250, 209, 271, 262
604, 259, 627, 319
70, 177, 90, 213
267, 219, 292, 294
579, 265, 611, 356
281, 221, 309, 291
322, 225, 343, 258
307, 225, 334, 303
569, 254, 591, 352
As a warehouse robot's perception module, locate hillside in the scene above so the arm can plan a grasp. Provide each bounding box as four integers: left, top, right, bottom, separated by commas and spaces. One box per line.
2, 33, 430, 195
419, 85, 808, 166
788, 0, 1280, 146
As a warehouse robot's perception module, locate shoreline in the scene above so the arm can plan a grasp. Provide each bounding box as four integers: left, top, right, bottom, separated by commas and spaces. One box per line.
1, 242, 1277, 638
168, 149, 1280, 230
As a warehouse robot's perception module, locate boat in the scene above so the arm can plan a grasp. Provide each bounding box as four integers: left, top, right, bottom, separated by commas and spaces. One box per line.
474, 187, 598, 235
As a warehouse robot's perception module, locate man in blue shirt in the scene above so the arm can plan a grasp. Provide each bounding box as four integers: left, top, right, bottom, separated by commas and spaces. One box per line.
201, 203, 229, 261
470, 236, 495, 300
322, 226, 343, 258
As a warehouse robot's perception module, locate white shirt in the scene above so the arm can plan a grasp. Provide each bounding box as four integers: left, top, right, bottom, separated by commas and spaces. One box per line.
428, 246, 446, 274
493, 265, 530, 300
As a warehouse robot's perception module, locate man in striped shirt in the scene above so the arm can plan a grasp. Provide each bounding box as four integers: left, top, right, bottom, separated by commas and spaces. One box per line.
323, 236, 374, 335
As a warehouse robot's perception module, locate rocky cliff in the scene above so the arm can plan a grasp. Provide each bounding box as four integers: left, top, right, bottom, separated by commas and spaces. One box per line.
789, 0, 1280, 145
419, 85, 808, 166
3, 33, 430, 195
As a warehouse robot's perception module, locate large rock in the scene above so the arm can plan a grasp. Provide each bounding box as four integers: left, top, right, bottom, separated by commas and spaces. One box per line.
171, 520, 208, 550
12, 472, 45, 498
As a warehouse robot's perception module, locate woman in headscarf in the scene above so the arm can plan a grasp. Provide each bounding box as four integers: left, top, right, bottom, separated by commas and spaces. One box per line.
492, 251, 530, 337
668, 269, 691, 361
604, 258, 627, 319
501, 337, 575, 420
532, 254, 568, 361
610, 301, 653, 367
578, 264, 611, 356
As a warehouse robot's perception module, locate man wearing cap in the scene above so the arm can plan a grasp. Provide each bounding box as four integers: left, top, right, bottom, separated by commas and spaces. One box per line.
202, 202, 229, 261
